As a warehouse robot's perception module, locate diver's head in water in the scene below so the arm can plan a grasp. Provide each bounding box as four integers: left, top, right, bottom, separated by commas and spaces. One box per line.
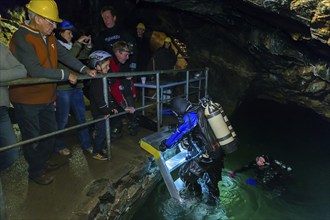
256, 155, 270, 167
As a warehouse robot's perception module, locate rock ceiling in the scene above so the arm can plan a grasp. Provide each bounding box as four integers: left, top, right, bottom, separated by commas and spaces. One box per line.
136, 0, 330, 120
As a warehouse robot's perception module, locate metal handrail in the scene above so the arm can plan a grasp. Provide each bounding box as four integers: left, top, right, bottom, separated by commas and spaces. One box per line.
0, 68, 209, 160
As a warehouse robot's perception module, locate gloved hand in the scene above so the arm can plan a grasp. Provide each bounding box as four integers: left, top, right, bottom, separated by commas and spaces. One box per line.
159, 140, 167, 152
230, 171, 236, 179
245, 178, 257, 185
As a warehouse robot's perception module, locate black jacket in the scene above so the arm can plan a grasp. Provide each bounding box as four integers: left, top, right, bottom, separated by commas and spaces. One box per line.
150, 46, 177, 71
135, 36, 151, 71
93, 25, 137, 69
89, 77, 117, 117
234, 156, 292, 186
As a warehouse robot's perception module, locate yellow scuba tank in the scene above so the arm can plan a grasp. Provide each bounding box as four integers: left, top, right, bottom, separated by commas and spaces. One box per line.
204, 100, 237, 154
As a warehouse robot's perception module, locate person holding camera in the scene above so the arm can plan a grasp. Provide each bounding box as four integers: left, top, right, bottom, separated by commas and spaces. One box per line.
54, 19, 94, 156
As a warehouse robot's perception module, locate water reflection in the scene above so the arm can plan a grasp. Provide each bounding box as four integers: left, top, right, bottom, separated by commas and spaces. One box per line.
153, 184, 229, 220
134, 100, 330, 220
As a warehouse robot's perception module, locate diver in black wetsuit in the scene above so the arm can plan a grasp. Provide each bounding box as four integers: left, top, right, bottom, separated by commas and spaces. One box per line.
230, 155, 292, 191
159, 97, 226, 206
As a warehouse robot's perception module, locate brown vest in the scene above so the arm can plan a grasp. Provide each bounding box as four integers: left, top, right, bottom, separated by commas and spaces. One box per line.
9, 25, 59, 104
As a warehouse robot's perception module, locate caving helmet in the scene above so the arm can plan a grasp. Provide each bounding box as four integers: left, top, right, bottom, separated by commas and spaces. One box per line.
136, 22, 145, 30
57, 19, 76, 32
88, 50, 112, 69
0, 15, 7, 21
164, 37, 172, 43
171, 96, 192, 116
26, 0, 62, 23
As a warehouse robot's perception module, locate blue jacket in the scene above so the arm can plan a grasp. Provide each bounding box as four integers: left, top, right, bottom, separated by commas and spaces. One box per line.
165, 112, 198, 147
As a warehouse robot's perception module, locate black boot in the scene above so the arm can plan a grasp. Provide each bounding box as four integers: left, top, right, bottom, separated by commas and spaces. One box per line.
111, 127, 122, 139
206, 194, 219, 206
187, 182, 202, 197
128, 122, 138, 136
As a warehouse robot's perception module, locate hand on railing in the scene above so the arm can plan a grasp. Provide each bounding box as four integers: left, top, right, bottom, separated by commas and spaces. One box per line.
86, 69, 97, 78
68, 73, 77, 85
125, 106, 135, 113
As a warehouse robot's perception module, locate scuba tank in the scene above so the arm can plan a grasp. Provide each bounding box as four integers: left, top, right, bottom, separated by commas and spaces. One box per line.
213, 102, 237, 139
204, 99, 238, 154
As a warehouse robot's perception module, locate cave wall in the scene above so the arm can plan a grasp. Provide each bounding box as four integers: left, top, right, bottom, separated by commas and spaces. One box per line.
2, 0, 329, 119
131, 0, 330, 119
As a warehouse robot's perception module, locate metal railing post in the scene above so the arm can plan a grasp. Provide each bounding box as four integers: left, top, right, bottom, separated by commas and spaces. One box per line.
142, 82, 145, 115
102, 77, 111, 160
185, 70, 190, 99
156, 73, 161, 131
205, 67, 209, 98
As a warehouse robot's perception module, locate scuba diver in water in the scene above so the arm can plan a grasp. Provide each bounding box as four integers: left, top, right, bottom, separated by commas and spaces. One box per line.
230, 154, 292, 192
159, 97, 236, 206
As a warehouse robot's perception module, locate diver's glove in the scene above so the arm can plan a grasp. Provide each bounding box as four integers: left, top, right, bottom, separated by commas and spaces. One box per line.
230, 171, 236, 179
159, 140, 168, 152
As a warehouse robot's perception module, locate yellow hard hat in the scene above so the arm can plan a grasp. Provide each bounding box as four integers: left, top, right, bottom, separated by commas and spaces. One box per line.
0, 16, 7, 21
164, 37, 172, 43
26, 0, 62, 23
136, 22, 145, 30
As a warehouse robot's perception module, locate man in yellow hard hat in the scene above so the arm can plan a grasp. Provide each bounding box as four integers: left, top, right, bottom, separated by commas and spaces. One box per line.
9, 0, 97, 185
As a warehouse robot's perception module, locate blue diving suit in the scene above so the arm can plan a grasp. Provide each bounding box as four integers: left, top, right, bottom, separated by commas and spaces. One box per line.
160, 97, 225, 205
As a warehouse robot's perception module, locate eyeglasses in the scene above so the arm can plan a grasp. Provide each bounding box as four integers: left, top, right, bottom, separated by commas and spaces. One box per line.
41, 16, 57, 27
119, 50, 130, 57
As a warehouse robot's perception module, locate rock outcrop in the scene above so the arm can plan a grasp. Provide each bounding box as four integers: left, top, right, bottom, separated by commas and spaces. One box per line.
134, 0, 330, 120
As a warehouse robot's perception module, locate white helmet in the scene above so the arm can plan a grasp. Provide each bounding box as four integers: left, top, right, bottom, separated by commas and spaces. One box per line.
88, 50, 112, 69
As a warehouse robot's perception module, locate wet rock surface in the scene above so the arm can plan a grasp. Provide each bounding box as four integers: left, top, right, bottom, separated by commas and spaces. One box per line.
134, 0, 330, 119
1, 127, 161, 220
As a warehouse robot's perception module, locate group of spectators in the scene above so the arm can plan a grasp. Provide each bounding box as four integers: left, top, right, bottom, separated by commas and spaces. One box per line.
0, 0, 179, 185
0, 1, 294, 211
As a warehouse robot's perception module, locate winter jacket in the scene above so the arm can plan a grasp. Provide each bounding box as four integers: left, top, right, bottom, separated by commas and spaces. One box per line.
135, 35, 151, 71
57, 40, 92, 90
151, 46, 177, 71
9, 24, 88, 104
0, 42, 27, 107
89, 77, 117, 117
109, 57, 136, 107
94, 25, 137, 70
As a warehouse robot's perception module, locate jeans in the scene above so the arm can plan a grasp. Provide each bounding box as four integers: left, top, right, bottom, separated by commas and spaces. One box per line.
92, 114, 122, 154
93, 115, 107, 154
55, 89, 91, 151
0, 106, 19, 171
12, 103, 57, 178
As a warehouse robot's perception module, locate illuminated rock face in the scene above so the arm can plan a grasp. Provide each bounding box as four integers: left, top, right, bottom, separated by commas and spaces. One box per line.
134, 0, 330, 120
2, 0, 329, 119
